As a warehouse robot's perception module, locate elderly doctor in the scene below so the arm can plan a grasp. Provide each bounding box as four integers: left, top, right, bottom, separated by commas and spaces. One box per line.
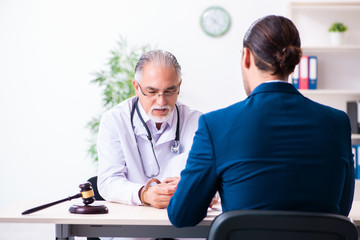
97, 49, 202, 209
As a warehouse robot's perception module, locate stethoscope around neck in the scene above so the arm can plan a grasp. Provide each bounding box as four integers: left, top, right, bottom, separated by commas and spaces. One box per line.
130, 97, 180, 178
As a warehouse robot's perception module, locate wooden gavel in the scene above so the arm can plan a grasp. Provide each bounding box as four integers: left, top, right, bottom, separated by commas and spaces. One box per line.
22, 182, 95, 215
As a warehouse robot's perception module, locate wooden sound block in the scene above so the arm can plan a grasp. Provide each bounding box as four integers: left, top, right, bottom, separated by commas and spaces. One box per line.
69, 203, 109, 214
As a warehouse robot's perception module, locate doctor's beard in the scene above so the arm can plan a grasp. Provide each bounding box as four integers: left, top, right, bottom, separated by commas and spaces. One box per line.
148, 105, 172, 123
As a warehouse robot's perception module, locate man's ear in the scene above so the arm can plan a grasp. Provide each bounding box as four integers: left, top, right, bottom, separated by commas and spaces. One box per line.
133, 80, 139, 96
243, 48, 251, 69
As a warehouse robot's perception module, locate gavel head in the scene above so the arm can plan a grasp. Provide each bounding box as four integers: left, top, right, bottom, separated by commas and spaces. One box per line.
79, 182, 95, 205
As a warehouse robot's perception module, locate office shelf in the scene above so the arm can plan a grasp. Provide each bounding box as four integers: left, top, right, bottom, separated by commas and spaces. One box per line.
288, 2, 360, 112
302, 46, 360, 53
300, 89, 360, 95
352, 134, 360, 140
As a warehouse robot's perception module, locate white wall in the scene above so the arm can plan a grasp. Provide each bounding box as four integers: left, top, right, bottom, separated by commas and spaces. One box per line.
0, 0, 297, 208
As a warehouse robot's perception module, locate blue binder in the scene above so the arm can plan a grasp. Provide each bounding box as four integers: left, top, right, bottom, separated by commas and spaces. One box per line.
352, 145, 358, 179
292, 64, 299, 89
308, 56, 318, 90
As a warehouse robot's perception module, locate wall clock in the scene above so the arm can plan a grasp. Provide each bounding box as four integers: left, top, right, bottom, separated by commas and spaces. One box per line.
200, 6, 231, 37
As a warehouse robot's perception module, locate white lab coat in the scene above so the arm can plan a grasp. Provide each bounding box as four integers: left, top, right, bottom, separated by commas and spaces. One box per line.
97, 96, 202, 205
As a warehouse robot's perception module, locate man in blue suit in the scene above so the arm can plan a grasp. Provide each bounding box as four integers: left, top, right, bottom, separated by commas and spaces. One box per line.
167, 15, 354, 228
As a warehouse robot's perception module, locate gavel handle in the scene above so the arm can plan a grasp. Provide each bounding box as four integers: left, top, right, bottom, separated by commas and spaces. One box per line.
22, 193, 82, 215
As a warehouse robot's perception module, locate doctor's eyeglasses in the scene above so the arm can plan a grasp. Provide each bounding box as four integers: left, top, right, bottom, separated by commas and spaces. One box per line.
138, 83, 180, 99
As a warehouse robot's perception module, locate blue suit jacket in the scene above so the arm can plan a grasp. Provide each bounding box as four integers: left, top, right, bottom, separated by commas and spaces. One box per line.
168, 82, 354, 227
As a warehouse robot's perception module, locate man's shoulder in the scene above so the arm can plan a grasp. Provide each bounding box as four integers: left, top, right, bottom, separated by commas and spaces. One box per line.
304, 97, 349, 121
106, 97, 136, 114
176, 101, 202, 118
101, 97, 137, 122
203, 100, 245, 120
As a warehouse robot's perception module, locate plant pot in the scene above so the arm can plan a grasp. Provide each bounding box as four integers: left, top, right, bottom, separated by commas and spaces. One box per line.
330, 32, 345, 46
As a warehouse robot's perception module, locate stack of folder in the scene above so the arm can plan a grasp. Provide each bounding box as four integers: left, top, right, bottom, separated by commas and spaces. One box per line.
352, 145, 360, 179
292, 55, 318, 90
348, 102, 360, 179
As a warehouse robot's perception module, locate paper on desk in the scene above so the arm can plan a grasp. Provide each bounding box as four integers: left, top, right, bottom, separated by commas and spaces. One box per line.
207, 205, 222, 217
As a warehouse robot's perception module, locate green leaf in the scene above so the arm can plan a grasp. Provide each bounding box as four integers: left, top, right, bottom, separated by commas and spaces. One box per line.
329, 22, 348, 32
86, 36, 152, 162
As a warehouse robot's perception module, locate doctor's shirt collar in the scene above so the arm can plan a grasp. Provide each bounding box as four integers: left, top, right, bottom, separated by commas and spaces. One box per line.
136, 101, 176, 133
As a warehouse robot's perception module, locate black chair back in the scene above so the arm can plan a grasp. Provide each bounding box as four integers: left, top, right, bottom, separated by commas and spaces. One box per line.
87, 176, 104, 201
207, 210, 358, 240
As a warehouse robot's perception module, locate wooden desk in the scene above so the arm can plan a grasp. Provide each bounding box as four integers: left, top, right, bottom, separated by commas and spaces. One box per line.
0, 200, 221, 239
1, 200, 359, 239
349, 200, 360, 225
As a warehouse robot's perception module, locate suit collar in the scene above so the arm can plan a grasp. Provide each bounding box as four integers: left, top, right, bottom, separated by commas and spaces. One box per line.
249, 81, 301, 97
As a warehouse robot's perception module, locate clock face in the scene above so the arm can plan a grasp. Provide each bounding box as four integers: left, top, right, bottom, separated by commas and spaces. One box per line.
200, 6, 231, 37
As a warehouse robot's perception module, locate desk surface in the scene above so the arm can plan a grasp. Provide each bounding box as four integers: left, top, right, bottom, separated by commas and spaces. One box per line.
1, 200, 360, 225
349, 200, 360, 225
1, 200, 360, 239
0, 200, 221, 225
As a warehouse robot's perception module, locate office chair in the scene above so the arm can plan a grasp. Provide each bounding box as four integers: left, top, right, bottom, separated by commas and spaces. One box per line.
207, 210, 358, 240
87, 176, 104, 201
87, 176, 104, 240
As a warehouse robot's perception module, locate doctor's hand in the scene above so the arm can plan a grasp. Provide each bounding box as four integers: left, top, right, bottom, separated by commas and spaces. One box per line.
162, 177, 180, 186
141, 177, 180, 209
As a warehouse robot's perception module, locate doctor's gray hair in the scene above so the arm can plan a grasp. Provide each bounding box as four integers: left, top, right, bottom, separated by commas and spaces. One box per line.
134, 49, 182, 83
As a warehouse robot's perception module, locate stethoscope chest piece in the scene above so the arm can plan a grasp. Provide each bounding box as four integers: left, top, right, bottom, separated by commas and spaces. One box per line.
171, 140, 180, 154
130, 97, 181, 177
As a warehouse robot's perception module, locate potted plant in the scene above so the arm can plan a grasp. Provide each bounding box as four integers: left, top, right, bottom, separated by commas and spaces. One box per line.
328, 22, 348, 46
86, 37, 151, 162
